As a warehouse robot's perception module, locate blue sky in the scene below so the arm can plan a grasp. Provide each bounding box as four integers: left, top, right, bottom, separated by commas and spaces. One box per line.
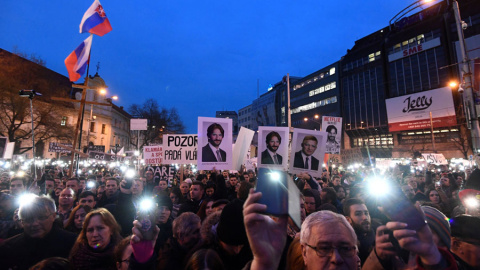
0, 0, 434, 133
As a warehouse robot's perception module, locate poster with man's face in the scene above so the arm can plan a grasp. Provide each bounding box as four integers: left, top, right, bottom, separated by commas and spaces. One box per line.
197, 117, 232, 170
322, 116, 342, 154
289, 128, 327, 177
258, 126, 289, 170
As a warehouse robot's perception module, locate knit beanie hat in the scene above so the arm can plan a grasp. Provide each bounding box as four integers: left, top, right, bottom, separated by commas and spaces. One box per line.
450, 215, 480, 241
421, 206, 451, 249
216, 199, 248, 246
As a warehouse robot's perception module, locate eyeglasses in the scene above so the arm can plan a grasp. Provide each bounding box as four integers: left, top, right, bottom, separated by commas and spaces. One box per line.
305, 243, 357, 257
21, 214, 53, 224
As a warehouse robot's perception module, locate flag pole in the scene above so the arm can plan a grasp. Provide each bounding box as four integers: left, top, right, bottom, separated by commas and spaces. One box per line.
69, 34, 93, 177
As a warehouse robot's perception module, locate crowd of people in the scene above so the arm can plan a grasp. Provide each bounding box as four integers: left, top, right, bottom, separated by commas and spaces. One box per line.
0, 162, 479, 270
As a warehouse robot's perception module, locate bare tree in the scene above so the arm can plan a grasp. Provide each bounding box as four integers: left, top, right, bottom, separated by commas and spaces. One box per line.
129, 99, 185, 150
0, 90, 73, 155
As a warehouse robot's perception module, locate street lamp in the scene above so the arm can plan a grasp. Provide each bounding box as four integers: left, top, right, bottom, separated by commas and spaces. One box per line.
304, 114, 322, 130
19, 89, 42, 181
389, 0, 439, 29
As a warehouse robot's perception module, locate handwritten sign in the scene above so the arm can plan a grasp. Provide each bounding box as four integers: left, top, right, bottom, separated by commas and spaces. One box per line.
421, 153, 447, 165
163, 135, 197, 164
143, 145, 163, 165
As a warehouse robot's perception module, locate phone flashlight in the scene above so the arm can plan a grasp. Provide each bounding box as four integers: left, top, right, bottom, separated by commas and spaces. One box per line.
137, 198, 157, 241
87, 181, 96, 189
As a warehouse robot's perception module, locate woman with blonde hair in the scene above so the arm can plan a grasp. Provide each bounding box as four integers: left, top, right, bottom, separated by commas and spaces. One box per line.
69, 208, 123, 270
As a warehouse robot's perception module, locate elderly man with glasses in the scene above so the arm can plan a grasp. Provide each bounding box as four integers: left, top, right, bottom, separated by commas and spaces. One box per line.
0, 195, 77, 270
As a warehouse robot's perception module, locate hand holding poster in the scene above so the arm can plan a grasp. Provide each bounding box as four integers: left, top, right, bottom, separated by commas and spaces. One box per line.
289, 128, 327, 177
322, 116, 342, 154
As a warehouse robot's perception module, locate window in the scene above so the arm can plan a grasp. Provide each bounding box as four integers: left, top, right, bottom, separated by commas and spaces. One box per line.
102, 124, 106, 134
329, 67, 335, 75
61, 116, 67, 126
90, 122, 95, 133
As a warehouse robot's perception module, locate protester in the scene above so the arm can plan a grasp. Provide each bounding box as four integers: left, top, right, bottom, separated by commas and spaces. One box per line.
9, 177, 26, 197
169, 187, 184, 219
450, 215, 480, 269
185, 248, 225, 270
0, 195, 77, 270
78, 190, 97, 209
113, 237, 132, 270
69, 208, 123, 269
57, 188, 75, 226
64, 205, 92, 234
178, 181, 205, 215
343, 198, 375, 265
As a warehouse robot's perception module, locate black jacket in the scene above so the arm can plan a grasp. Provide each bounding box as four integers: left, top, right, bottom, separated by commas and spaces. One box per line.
0, 225, 77, 270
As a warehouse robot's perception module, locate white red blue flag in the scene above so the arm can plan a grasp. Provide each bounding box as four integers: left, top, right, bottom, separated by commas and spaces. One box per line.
79, 0, 112, 36
64, 35, 93, 82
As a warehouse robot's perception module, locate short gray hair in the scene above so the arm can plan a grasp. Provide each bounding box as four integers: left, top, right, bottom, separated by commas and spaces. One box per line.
300, 210, 357, 245
19, 195, 56, 220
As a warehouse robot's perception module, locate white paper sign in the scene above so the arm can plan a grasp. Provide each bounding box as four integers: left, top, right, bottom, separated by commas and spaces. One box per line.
421, 153, 447, 165
163, 134, 197, 164
232, 127, 255, 171
130, 119, 148, 130
143, 145, 163, 165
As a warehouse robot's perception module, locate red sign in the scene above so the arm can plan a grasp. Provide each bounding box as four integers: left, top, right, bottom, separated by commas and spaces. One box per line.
388, 115, 457, 132
403, 44, 423, 57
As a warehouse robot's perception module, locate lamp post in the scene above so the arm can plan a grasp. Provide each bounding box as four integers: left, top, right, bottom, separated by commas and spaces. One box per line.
19, 89, 42, 181
389, 0, 437, 29
304, 114, 322, 130
451, 0, 480, 154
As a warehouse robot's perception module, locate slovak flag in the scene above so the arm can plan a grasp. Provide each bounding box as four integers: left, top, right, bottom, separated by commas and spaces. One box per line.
79, 0, 112, 36
64, 35, 93, 82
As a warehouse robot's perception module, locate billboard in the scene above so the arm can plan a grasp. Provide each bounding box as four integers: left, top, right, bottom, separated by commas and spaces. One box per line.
385, 87, 456, 132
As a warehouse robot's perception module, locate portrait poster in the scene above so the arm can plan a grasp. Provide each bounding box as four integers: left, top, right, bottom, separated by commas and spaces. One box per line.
197, 117, 232, 170
258, 126, 289, 170
289, 128, 327, 177
321, 116, 342, 154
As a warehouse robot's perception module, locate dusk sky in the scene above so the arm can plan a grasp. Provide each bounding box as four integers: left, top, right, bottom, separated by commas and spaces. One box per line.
1, 0, 437, 133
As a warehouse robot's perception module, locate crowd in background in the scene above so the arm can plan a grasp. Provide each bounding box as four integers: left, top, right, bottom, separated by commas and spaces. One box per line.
0, 160, 479, 270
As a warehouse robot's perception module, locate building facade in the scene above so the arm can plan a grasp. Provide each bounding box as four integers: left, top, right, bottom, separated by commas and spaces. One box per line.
341, 0, 480, 159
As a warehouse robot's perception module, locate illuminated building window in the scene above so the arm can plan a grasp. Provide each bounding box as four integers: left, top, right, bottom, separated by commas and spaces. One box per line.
61, 116, 67, 126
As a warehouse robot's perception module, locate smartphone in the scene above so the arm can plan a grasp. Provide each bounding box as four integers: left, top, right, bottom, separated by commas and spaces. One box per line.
136, 199, 157, 241
380, 187, 426, 231
122, 178, 133, 189
255, 168, 288, 216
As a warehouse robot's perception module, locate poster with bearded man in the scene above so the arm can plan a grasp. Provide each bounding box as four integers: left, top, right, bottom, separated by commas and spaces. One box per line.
198, 117, 232, 170
258, 126, 289, 170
